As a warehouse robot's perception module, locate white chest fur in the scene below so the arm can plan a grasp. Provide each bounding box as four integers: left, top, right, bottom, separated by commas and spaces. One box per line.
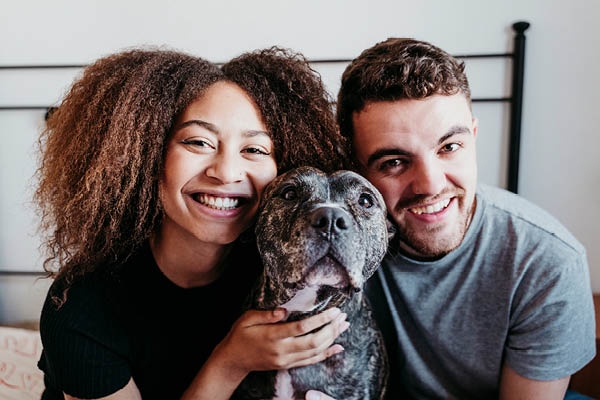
273, 369, 294, 399
279, 286, 320, 313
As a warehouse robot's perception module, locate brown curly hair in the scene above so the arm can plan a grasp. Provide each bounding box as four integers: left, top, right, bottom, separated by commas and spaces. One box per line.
36, 47, 350, 303
222, 47, 351, 173
337, 38, 471, 138
35, 49, 224, 300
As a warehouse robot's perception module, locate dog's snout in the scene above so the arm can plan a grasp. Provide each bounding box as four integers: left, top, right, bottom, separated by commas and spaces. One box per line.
310, 207, 350, 234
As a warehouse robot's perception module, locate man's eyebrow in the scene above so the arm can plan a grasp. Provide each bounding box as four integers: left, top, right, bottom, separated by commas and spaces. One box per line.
174, 119, 269, 138
367, 148, 411, 167
438, 125, 471, 145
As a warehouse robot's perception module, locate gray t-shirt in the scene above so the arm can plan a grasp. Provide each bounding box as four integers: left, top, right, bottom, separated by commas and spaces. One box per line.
366, 184, 596, 399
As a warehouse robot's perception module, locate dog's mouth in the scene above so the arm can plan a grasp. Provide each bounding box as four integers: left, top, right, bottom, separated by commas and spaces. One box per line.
305, 254, 361, 297
191, 193, 248, 210
276, 254, 361, 315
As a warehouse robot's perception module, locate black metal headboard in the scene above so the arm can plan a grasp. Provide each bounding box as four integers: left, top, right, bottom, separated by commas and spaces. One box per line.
0, 21, 529, 277
304, 21, 530, 194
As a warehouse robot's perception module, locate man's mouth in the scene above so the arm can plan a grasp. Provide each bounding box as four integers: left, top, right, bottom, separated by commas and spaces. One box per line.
192, 193, 246, 210
408, 198, 451, 215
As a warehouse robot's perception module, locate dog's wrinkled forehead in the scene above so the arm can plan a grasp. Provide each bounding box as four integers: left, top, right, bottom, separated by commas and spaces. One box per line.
259, 166, 327, 208
328, 170, 386, 208
259, 166, 384, 210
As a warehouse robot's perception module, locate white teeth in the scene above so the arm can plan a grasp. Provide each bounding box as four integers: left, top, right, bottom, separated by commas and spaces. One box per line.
196, 194, 240, 210
410, 198, 451, 215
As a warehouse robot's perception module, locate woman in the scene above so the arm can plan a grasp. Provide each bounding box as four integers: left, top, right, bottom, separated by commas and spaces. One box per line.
36, 48, 348, 399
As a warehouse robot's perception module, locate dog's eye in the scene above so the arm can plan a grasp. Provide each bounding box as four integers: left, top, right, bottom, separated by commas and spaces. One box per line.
358, 193, 374, 208
281, 187, 297, 201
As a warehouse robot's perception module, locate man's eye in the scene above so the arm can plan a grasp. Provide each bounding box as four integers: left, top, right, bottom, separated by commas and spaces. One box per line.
378, 158, 406, 171
441, 143, 461, 153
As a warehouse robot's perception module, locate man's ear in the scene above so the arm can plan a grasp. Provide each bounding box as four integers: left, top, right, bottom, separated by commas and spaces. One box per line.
386, 217, 396, 242
472, 117, 479, 139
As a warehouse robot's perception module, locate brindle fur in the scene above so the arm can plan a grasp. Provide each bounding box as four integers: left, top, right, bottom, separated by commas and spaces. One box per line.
233, 167, 390, 400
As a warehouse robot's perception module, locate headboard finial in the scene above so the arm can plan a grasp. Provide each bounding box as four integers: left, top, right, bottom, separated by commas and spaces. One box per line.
513, 21, 530, 34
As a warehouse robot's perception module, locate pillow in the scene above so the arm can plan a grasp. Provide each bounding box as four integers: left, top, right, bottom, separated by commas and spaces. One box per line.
0, 326, 44, 399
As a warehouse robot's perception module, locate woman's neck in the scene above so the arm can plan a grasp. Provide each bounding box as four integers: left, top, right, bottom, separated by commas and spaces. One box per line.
150, 223, 233, 289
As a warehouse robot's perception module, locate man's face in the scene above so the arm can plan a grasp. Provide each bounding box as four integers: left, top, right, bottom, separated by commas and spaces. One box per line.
351, 94, 478, 259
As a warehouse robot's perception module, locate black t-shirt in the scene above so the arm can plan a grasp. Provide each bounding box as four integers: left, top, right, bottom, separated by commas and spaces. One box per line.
38, 240, 261, 399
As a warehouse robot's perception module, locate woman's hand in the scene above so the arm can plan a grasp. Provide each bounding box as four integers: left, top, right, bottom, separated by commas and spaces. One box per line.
182, 307, 348, 400
305, 390, 336, 400
216, 307, 349, 377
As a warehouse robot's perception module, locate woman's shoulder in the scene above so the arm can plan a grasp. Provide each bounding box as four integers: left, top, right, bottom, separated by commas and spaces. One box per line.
40, 273, 126, 344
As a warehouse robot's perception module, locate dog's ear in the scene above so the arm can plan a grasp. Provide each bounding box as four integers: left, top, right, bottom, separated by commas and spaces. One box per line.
386, 217, 396, 242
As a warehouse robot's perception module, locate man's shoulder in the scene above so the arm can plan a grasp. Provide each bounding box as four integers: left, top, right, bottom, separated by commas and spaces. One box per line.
477, 184, 585, 257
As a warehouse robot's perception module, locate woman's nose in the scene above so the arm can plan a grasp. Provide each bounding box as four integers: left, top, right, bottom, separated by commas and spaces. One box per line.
411, 158, 446, 195
205, 150, 244, 184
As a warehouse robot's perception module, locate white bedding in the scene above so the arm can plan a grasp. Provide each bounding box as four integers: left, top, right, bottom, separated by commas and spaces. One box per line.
0, 326, 44, 399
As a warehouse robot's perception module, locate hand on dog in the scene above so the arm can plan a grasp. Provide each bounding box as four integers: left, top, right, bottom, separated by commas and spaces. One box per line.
306, 390, 336, 400
213, 307, 348, 380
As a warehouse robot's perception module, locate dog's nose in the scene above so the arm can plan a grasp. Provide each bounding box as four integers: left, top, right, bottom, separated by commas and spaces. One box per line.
310, 207, 350, 234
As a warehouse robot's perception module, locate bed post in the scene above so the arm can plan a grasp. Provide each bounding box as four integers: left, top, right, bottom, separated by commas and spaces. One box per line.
507, 21, 530, 194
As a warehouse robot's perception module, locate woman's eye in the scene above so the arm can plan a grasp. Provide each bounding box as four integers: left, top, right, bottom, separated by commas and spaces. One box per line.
281, 187, 297, 200
244, 146, 270, 155
441, 143, 460, 153
358, 193, 374, 208
182, 139, 212, 148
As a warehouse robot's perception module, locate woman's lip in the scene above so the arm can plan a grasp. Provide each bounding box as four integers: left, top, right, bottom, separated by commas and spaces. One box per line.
185, 194, 249, 217
185, 190, 251, 198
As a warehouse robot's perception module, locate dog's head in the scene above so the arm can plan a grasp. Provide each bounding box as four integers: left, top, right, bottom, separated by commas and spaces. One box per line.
253, 166, 391, 313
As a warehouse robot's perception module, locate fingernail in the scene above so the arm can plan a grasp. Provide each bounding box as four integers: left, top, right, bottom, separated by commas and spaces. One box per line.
273, 308, 287, 319
306, 390, 320, 400
334, 345, 345, 354
328, 307, 341, 317
340, 321, 350, 333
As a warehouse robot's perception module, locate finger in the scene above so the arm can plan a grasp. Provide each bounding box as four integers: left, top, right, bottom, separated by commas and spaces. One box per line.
278, 307, 341, 338
237, 308, 287, 327
287, 344, 344, 369
306, 390, 337, 400
288, 313, 349, 353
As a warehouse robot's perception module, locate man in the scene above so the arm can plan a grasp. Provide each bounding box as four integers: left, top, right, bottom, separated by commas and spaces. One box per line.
335, 38, 596, 399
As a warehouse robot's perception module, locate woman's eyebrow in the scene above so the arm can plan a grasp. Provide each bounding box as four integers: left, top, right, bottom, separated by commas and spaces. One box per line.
174, 120, 269, 138
174, 119, 219, 134
243, 129, 270, 138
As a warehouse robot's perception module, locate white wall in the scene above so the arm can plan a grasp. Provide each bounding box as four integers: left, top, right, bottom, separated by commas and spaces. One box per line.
1, 0, 599, 323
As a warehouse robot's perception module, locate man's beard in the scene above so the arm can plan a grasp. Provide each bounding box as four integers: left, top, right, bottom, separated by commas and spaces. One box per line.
393, 194, 475, 260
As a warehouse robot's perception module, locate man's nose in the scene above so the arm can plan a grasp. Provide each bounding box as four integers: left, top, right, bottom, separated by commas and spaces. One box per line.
411, 158, 445, 195
205, 150, 244, 184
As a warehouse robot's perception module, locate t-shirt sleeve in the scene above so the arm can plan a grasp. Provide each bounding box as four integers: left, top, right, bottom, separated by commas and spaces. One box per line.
38, 280, 132, 398
505, 248, 596, 380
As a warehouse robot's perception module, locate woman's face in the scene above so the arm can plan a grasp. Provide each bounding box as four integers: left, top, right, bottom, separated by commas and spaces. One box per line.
159, 81, 277, 247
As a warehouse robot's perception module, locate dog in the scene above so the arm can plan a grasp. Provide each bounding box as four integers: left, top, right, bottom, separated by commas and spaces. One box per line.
234, 166, 391, 400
